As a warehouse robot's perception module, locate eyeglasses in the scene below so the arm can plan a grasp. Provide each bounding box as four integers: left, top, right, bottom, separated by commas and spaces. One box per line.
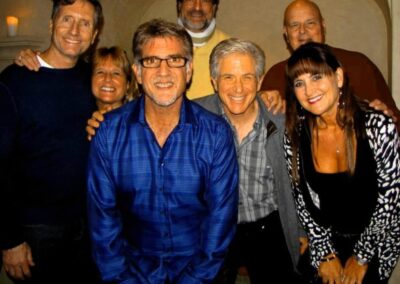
139, 56, 188, 68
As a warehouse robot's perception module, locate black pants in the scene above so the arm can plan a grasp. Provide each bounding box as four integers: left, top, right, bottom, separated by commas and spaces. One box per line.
10, 219, 101, 284
219, 211, 304, 284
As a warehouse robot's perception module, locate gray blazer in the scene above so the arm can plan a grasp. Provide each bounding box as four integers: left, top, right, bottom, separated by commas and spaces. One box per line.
193, 93, 305, 270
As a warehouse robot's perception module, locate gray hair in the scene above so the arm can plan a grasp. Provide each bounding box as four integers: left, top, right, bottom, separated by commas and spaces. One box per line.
132, 18, 193, 66
209, 38, 265, 80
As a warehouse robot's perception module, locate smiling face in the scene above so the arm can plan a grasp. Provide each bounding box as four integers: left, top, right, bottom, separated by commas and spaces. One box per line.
92, 56, 129, 111
293, 68, 343, 120
133, 36, 192, 108
49, 0, 98, 65
212, 53, 262, 118
284, 0, 325, 51
178, 0, 216, 32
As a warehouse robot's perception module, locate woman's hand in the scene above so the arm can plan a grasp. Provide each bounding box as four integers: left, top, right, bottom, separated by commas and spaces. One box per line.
318, 256, 343, 284
341, 255, 368, 284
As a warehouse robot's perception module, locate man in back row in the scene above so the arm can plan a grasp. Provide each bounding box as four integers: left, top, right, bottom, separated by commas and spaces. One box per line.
177, 0, 230, 99
261, 0, 400, 128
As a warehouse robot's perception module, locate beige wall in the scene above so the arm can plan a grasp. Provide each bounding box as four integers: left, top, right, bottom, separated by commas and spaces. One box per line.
0, 0, 390, 80
1, 0, 397, 105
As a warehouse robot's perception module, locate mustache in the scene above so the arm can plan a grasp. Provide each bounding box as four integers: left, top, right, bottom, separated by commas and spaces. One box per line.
153, 77, 174, 83
187, 9, 206, 17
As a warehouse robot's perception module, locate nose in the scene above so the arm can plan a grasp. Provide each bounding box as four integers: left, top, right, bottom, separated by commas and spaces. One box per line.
158, 59, 170, 75
104, 72, 112, 82
193, 0, 202, 10
299, 23, 306, 34
234, 78, 244, 93
69, 20, 79, 35
304, 82, 314, 97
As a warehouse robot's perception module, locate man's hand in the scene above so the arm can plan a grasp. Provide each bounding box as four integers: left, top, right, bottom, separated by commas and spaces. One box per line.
259, 90, 286, 114
86, 109, 108, 141
368, 99, 397, 122
318, 255, 343, 284
2, 242, 35, 280
341, 256, 368, 284
14, 49, 41, 71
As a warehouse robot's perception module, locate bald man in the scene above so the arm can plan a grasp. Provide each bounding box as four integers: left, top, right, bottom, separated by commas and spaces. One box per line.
261, 0, 400, 128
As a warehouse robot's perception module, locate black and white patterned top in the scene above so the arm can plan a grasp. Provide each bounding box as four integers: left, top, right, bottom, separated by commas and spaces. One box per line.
283, 110, 400, 279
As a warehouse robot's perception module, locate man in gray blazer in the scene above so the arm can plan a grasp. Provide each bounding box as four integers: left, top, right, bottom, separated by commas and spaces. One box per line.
195, 38, 306, 283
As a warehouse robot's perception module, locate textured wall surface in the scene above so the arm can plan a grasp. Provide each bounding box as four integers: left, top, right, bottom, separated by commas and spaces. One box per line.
0, 0, 390, 81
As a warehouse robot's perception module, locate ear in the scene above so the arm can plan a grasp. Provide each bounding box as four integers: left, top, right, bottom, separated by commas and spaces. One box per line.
321, 19, 327, 40
90, 29, 99, 45
132, 64, 142, 84
211, 77, 218, 92
212, 4, 218, 18
257, 74, 266, 91
49, 20, 53, 35
177, 2, 183, 16
283, 26, 289, 43
185, 61, 193, 84
335, 67, 344, 88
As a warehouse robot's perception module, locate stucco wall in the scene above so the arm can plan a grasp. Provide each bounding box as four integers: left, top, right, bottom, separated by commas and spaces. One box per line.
2, 0, 397, 104
0, 0, 390, 79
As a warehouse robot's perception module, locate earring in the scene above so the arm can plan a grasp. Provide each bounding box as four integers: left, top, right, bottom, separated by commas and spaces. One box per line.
298, 105, 305, 121
338, 89, 345, 109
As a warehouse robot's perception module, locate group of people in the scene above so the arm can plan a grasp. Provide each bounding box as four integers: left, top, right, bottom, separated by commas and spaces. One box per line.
0, 0, 399, 284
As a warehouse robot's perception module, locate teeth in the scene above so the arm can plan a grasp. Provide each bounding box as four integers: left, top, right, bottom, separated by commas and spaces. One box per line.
155, 82, 173, 88
100, 86, 115, 92
230, 96, 245, 101
308, 95, 322, 103
65, 38, 80, 44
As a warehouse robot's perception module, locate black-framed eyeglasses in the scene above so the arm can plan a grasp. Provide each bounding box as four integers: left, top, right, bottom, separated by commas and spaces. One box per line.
139, 56, 188, 68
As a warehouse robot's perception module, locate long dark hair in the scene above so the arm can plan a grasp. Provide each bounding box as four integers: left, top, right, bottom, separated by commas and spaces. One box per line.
285, 42, 364, 182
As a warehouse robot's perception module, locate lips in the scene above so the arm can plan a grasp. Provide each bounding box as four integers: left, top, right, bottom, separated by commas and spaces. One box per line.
308, 95, 322, 104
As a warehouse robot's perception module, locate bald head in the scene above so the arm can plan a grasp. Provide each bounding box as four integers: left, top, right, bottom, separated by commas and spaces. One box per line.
283, 0, 325, 52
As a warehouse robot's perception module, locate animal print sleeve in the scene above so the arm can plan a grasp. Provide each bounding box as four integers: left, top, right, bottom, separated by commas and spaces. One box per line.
353, 112, 400, 278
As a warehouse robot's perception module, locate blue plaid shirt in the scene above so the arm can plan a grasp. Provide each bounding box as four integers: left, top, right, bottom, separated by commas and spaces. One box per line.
87, 96, 238, 284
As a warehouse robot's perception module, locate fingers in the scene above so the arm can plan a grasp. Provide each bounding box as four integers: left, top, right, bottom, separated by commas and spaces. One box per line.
15, 49, 41, 71
5, 264, 31, 280
93, 110, 105, 122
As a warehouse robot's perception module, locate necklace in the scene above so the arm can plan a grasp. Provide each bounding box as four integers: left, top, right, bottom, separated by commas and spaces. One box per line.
336, 145, 340, 154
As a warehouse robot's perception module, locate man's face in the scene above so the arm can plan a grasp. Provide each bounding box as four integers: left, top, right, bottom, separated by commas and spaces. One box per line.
178, 0, 216, 32
50, 0, 98, 61
133, 36, 192, 108
212, 53, 262, 117
284, 1, 325, 51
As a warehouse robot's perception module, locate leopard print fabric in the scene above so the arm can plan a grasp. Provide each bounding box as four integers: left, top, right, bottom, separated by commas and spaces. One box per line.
283, 111, 400, 279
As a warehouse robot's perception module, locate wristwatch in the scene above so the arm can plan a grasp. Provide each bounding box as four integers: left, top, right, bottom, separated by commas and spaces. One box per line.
355, 254, 368, 266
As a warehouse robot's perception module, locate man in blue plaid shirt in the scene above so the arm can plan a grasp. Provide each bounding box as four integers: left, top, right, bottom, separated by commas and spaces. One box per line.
87, 19, 238, 284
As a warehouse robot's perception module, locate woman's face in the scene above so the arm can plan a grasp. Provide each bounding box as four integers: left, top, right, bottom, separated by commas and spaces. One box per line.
92, 56, 129, 110
293, 67, 343, 120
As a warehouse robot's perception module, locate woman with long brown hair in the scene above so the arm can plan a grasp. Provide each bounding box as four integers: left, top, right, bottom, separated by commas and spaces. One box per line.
284, 42, 399, 284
